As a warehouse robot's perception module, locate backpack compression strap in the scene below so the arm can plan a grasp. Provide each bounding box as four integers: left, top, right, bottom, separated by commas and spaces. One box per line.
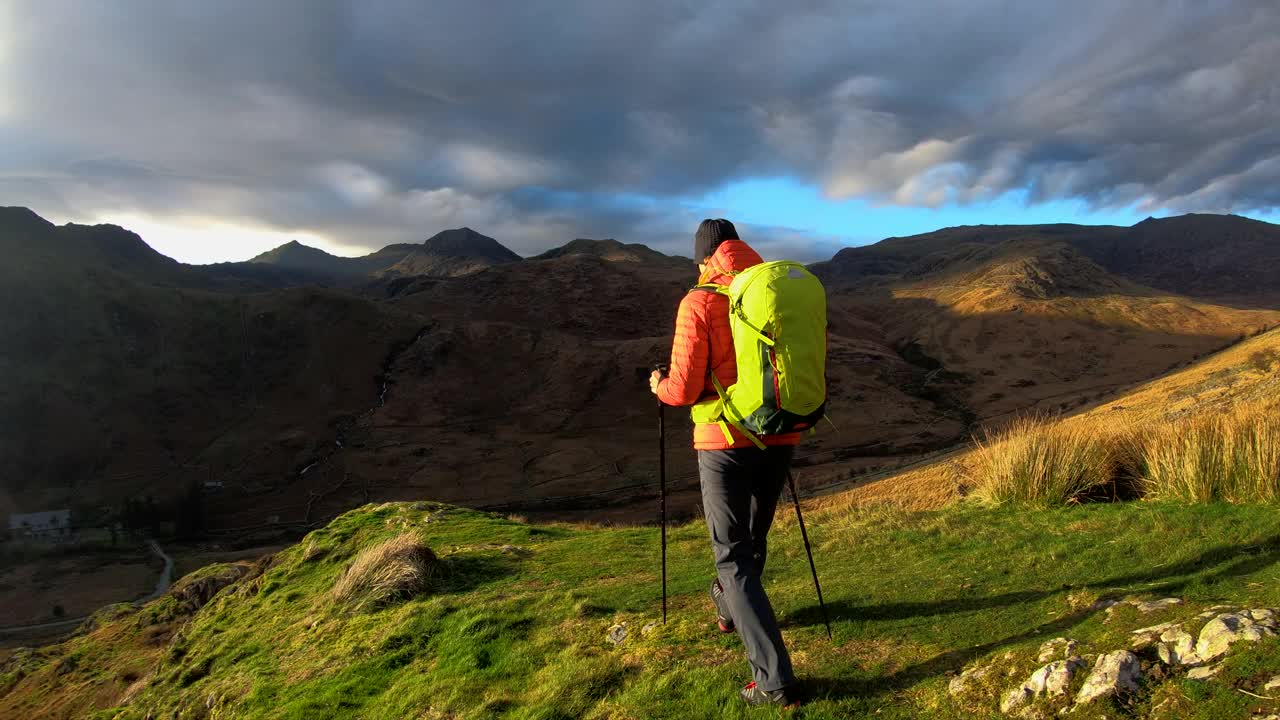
711, 372, 767, 450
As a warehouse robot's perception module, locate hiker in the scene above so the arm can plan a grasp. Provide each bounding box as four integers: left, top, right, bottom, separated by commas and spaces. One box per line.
649, 218, 807, 709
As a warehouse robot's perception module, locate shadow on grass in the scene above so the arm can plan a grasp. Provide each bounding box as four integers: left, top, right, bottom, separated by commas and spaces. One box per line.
436, 553, 525, 594
802, 605, 1100, 704
787, 532, 1280, 703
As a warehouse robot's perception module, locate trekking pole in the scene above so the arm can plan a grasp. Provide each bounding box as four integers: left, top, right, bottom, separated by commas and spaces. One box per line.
654, 364, 669, 624
787, 471, 832, 640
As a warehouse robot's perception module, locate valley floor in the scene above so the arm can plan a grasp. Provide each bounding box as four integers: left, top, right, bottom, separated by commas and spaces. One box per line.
0, 544, 159, 630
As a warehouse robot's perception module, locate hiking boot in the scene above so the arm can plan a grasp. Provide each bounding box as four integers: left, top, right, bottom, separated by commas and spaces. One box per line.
740, 681, 800, 709
710, 578, 734, 633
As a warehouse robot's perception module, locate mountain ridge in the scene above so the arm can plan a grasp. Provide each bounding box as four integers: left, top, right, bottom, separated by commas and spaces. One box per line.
3, 206, 1280, 528
8, 205, 1280, 299
815, 212, 1280, 301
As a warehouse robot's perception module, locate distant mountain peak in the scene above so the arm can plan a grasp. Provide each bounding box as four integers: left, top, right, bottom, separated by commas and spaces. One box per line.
250, 240, 338, 263
0, 210, 188, 284
969, 241, 1126, 300
364, 228, 521, 279
419, 228, 521, 263
534, 237, 677, 265
245, 240, 360, 278
0, 206, 56, 234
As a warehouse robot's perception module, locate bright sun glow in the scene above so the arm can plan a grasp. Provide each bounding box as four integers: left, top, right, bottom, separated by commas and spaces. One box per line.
79, 213, 359, 265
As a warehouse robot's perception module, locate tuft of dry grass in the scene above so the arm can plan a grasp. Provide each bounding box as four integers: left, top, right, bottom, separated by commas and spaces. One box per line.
331, 533, 439, 612
1129, 401, 1280, 503
965, 415, 1119, 507
300, 538, 327, 563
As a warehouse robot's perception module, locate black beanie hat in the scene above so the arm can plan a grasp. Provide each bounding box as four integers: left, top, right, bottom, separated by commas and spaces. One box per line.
694, 218, 739, 260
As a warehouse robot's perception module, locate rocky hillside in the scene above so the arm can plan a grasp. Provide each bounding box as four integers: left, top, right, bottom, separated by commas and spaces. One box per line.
815, 213, 1280, 303
289, 245, 968, 525
1073, 214, 1280, 302
819, 228, 1280, 429
814, 324, 1280, 512
0, 209, 426, 521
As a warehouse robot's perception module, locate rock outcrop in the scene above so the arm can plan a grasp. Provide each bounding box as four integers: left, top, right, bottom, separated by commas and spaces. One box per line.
972, 602, 1280, 717
1074, 651, 1141, 705
1001, 657, 1087, 713
1194, 611, 1276, 662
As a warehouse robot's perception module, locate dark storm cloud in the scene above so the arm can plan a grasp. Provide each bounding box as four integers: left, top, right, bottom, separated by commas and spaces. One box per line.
1, 0, 1277, 259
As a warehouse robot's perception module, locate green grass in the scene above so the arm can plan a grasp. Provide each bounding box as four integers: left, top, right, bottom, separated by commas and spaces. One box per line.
1132, 635, 1280, 720
11, 500, 1280, 719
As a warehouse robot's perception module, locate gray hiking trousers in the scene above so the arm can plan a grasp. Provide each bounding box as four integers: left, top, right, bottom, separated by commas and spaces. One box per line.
698, 446, 797, 691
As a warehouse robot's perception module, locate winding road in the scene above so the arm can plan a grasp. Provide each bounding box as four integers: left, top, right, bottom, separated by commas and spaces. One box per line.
0, 538, 174, 636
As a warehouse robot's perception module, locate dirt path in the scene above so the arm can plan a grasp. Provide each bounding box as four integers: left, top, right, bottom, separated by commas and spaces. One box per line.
139, 539, 174, 602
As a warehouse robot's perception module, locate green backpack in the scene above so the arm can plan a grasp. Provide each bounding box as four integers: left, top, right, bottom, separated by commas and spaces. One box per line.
691, 260, 828, 448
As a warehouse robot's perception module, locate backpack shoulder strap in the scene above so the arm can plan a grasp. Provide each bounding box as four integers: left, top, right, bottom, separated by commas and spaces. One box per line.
688, 283, 728, 295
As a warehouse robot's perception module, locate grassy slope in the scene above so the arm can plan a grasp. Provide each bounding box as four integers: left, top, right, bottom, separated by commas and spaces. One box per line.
7, 501, 1280, 719
1076, 327, 1280, 423
817, 326, 1280, 513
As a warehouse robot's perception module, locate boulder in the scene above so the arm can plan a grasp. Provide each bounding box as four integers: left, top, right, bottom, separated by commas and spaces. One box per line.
1196, 604, 1238, 619
1075, 651, 1141, 705
1249, 608, 1279, 627
1000, 686, 1032, 715
1104, 597, 1183, 623
1186, 662, 1224, 681
169, 563, 251, 613
1036, 637, 1079, 663
1132, 598, 1184, 614
948, 664, 994, 697
1130, 621, 1182, 651
1151, 626, 1195, 666
1194, 612, 1275, 663
606, 622, 628, 646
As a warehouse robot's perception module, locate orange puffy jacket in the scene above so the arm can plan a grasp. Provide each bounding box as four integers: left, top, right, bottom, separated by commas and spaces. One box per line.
656, 239, 803, 450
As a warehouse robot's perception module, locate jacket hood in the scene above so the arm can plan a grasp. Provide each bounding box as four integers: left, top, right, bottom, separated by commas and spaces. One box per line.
698, 239, 763, 285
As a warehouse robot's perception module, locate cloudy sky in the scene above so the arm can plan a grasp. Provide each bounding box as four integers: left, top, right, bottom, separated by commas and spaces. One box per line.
2, 1, 1278, 263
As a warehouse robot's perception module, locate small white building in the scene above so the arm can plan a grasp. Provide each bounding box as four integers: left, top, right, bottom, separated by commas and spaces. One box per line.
8, 509, 73, 539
